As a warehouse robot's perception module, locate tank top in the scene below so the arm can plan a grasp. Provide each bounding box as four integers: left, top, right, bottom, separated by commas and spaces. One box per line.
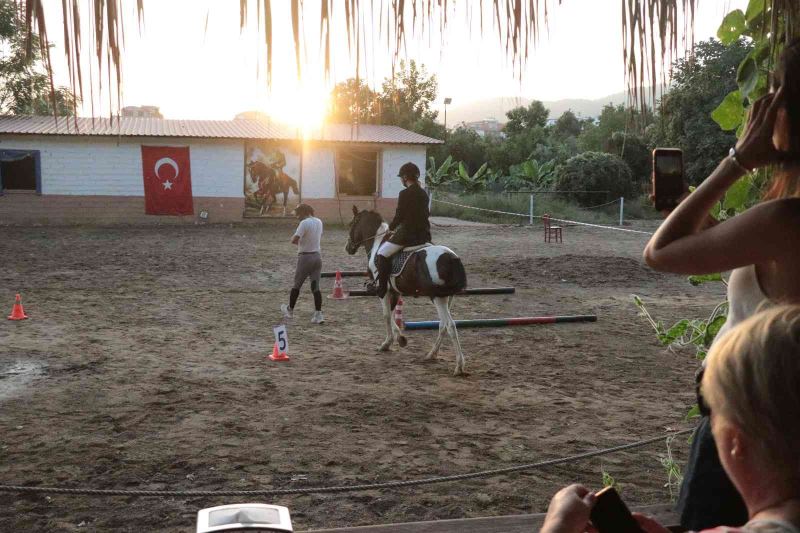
704, 264, 771, 365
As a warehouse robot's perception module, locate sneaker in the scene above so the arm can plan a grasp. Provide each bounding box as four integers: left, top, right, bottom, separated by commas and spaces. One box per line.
281, 304, 294, 319
311, 311, 325, 324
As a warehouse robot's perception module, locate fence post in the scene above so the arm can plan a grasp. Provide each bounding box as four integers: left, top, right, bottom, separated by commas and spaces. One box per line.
529, 194, 534, 225
619, 197, 624, 226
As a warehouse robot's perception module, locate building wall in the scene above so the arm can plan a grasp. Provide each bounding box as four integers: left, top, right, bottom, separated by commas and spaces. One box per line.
0, 134, 428, 224
0, 135, 244, 198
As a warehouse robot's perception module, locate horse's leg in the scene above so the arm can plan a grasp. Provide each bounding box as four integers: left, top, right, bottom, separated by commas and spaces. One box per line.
378, 294, 394, 352
426, 298, 447, 360
389, 292, 407, 348
282, 190, 288, 216
434, 296, 466, 376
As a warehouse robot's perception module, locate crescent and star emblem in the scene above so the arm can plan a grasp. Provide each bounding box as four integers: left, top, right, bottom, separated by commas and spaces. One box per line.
154, 158, 179, 191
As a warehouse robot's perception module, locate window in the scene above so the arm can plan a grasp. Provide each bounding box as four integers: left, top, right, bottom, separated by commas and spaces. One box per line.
0, 152, 37, 192
336, 149, 379, 196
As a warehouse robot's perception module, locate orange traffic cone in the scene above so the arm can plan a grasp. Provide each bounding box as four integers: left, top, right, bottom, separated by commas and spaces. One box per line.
328, 270, 349, 300
394, 297, 405, 329
269, 341, 290, 362
8, 294, 28, 321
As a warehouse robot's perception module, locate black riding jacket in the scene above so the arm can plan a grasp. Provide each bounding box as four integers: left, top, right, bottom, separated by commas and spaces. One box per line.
388, 182, 432, 246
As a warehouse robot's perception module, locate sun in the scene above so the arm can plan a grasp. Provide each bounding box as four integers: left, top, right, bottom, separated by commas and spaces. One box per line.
262, 80, 330, 135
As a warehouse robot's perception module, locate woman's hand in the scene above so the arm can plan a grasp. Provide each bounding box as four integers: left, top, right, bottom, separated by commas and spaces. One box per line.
540, 484, 597, 533
735, 87, 786, 171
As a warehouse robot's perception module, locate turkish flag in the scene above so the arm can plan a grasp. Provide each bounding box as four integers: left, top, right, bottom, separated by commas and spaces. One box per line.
141, 146, 194, 215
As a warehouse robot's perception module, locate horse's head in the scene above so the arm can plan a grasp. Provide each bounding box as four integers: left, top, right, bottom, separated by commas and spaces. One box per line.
345, 205, 382, 255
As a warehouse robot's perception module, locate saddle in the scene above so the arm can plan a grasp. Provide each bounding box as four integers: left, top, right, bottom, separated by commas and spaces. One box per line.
391, 244, 432, 277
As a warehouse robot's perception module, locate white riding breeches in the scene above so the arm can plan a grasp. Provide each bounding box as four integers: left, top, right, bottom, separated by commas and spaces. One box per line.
377, 241, 403, 258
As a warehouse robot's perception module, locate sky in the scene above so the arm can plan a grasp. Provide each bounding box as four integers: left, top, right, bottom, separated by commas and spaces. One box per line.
41, 0, 747, 126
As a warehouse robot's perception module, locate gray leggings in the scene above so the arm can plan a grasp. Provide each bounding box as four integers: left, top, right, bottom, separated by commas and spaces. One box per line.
293, 252, 322, 290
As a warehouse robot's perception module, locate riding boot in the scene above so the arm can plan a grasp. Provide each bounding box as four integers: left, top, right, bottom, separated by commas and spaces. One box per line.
375, 255, 391, 299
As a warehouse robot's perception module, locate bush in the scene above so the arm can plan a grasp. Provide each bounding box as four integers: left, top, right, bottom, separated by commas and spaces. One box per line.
555, 152, 636, 206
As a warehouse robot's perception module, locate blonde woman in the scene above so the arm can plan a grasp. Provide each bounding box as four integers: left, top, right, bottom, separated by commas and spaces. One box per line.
643, 39, 800, 530
540, 305, 800, 533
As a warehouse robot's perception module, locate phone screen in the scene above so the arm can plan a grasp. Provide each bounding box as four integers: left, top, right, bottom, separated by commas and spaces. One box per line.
589, 487, 643, 533
653, 149, 684, 211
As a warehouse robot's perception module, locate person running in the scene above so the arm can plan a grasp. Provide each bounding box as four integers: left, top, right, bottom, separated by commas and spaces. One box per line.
282, 203, 324, 324
374, 162, 432, 298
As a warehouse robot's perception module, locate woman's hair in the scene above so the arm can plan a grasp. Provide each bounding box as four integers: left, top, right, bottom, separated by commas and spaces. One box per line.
765, 38, 800, 199
295, 203, 314, 217
703, 305, 800, 479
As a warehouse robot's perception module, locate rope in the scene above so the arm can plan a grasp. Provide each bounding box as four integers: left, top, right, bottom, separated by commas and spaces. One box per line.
581, 198, 621, 210
0, 428, 693, 498
432, 199, 654, 236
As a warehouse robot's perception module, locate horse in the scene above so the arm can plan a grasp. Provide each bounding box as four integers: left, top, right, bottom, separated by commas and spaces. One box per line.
345, 206, 469, 375
247, 161, 299, 215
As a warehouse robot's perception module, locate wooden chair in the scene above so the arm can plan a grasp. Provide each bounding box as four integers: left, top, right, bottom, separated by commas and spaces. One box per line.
543, 213, 563, 243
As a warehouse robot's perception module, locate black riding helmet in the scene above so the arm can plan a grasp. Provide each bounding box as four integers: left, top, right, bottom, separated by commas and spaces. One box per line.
398, 162, 420, 180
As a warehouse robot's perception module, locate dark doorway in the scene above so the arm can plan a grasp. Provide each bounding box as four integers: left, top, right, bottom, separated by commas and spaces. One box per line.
1, 156, 36, 190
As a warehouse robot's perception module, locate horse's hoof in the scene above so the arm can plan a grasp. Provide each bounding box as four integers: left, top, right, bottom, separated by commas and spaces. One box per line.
398, 336, 408, 348
453, 368, 467, 377
378, 344, 391, 352
425, 352, 437, 360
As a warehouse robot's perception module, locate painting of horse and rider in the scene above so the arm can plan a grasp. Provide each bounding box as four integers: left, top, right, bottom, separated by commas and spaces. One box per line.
244, 142, 301, 217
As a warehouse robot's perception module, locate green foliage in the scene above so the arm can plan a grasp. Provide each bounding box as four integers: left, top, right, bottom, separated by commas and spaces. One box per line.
425, 155, 456, 188
659, 435, 684, 501
328, 78, 379, 124
555, 152, 635, 206
0, 2, 77, 115
553, 109, 582, 139
653, 39, 751, 185
455, 161, 490, 193
504, 100, 549, 135
379, 60, 440, 130
607, 132, 651, 185
711, 90, 745, 131
601, 469, 617, 490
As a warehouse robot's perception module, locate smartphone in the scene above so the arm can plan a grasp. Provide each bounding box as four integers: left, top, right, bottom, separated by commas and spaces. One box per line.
652, 148, 685, 211
589, 486, 643, 533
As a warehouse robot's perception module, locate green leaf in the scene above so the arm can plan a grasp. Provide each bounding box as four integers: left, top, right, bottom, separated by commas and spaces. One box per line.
717, 10, 747, 45
737, 55, 759, 99
685, 404, 701, 421
658, 319, 690, 345
723, 176, 752, 211
704, 315, 728, 347
712, 90, 745, 131
745, 0, 765, 22
688, 273, 724, 286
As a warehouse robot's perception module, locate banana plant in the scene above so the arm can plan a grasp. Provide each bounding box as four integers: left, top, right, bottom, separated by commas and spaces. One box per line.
456, 161, 489, 193
425, 155, 456, 188
507, 158, 557, 190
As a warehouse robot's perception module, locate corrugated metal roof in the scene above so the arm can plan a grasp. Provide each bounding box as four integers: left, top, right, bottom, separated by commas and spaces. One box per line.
0, 116, 443, 144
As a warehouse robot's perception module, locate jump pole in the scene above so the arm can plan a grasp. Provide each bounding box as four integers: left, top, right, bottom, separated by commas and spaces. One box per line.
403, 315, 597, 330
321, 271, 370, 278
346, 287, 516, 297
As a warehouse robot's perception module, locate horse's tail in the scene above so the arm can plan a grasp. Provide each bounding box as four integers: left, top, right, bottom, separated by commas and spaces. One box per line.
289, 177, 299, 194
438, 253, 467, 295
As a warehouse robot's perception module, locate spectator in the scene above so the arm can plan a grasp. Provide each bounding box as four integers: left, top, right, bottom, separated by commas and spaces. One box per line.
540, 305, 800, 533
643, 39, 800, 530
281, 203, 324, 324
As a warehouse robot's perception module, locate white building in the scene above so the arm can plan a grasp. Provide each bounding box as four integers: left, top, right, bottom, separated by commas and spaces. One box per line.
0, 116, 441, 224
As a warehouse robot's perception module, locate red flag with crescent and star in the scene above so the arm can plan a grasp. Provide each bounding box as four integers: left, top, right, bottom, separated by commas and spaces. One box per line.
141, 146, 194, 215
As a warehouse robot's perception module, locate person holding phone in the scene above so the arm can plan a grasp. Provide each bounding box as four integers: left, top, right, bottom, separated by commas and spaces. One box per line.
643, 40, 800, 530
540, 305, 800, 533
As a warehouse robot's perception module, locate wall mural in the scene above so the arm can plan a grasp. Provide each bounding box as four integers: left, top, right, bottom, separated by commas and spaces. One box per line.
244, 142, 301, 217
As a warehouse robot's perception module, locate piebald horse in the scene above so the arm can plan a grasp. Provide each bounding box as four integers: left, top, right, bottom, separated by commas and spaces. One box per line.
345, 206, 469, 375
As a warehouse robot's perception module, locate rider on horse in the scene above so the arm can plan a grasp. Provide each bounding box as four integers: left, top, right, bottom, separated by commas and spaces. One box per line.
374, 162, 432, 298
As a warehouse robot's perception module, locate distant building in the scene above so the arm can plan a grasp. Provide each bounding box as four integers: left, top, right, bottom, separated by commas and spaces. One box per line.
121, 106, 163, 118
462, 118, 505, 138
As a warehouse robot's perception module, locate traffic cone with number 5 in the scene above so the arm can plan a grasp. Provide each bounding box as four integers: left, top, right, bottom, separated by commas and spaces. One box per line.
269, 342, 290, 361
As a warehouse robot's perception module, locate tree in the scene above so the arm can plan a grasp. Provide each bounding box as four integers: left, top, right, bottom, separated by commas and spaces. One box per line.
652, 38, 752, 184
606, 131, 651, 185
378, 60, 439, 130
578, 104, 639, 152
555, 152, 636, 206
504, 100, 549, 135
441, 126, 488, 175
0, 1, 76, 115
553, 110, 582, 139
327, 78, 379, 125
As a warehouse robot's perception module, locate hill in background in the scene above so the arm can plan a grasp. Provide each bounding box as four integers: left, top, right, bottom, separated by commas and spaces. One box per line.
445, 89, 658, 125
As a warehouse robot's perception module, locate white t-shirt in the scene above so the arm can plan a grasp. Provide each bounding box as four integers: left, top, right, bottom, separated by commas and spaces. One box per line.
294, 216, 323, 254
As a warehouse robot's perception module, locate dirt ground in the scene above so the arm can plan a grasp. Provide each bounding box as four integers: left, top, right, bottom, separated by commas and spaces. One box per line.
0, 219, 726, 532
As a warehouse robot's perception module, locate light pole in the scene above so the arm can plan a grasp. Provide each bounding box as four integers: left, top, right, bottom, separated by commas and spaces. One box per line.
443, 97, 452, 138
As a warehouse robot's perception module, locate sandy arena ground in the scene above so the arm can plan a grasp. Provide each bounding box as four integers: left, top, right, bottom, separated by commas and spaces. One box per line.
0, 219, 726, 532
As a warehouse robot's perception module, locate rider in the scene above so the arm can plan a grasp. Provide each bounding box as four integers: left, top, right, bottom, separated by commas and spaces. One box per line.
374, 162, 432, 298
